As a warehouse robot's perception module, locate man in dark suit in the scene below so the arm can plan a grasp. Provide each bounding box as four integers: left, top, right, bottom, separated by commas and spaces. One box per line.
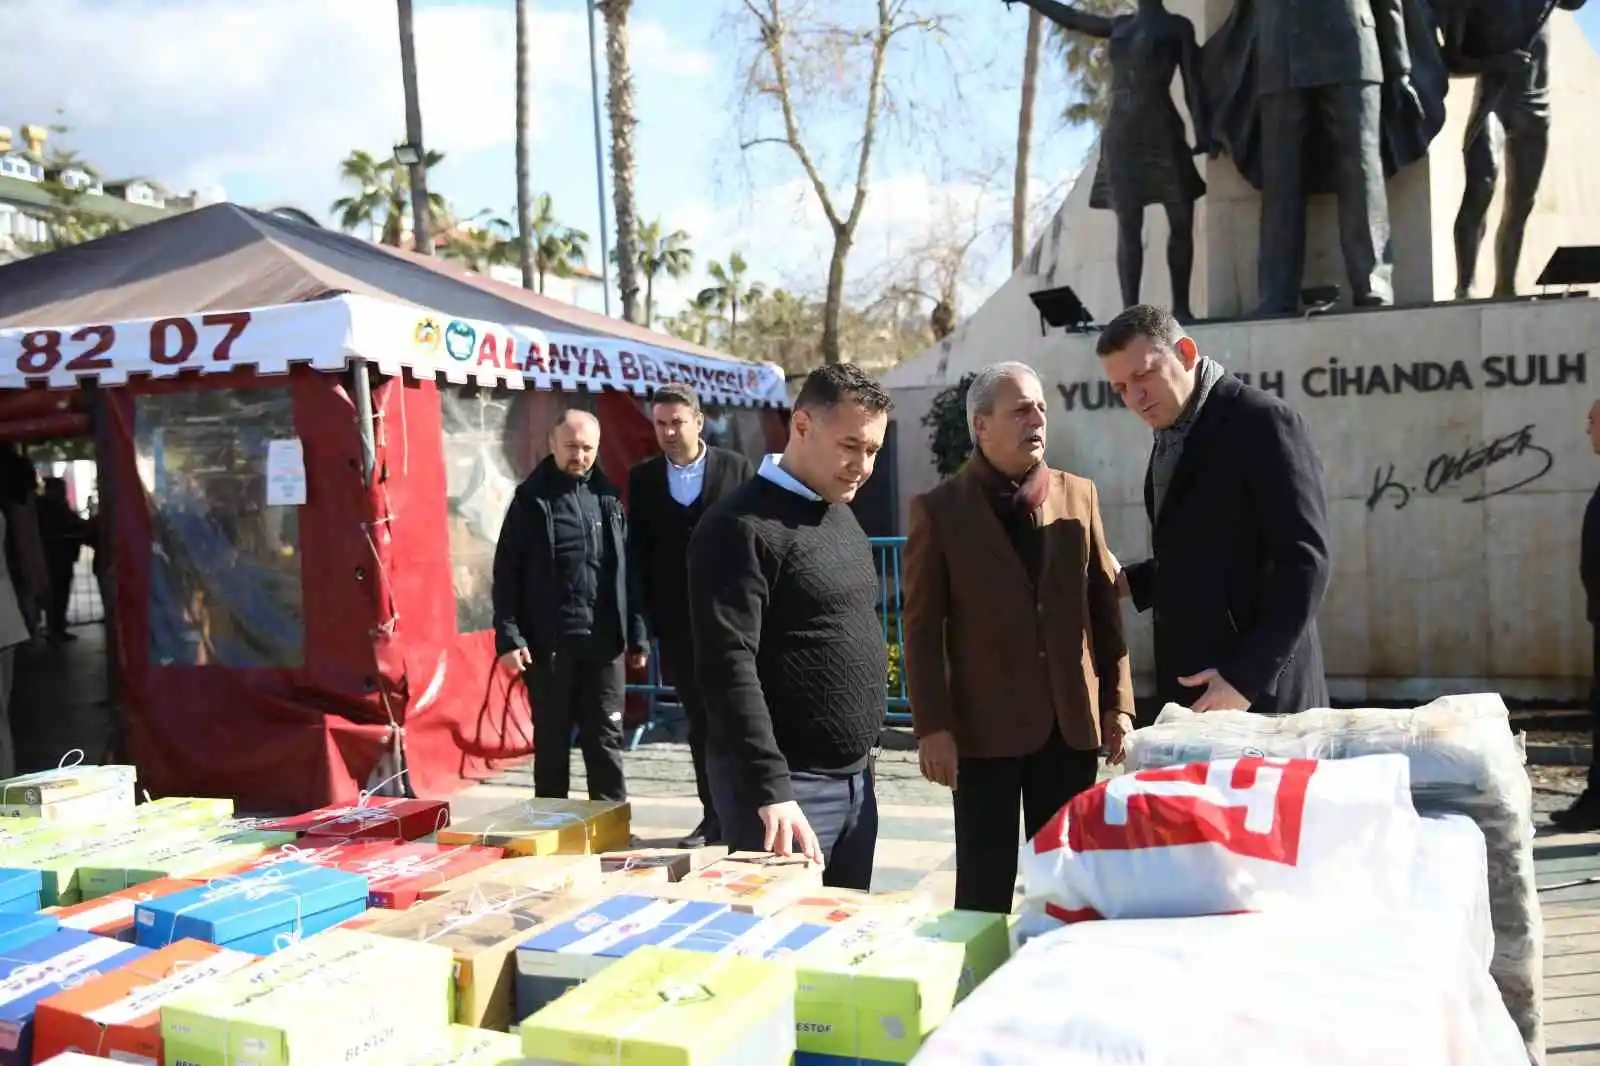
1250, 0, 1421, 314
1096, 304, 1332, 718
1550, 398, 1600, 831
903, 361, 1135, 914
627, 385, 754, 848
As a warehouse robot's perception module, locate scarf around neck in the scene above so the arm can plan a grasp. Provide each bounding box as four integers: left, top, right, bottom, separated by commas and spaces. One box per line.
1150, 356, 1224, 517
971, 448, 1050, 524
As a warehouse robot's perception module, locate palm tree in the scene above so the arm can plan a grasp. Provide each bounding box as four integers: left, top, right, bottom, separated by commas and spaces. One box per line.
514, 0, 536, 288
666, 290, 721, 347
615, 217, 692, 327
397, 0, 434, 254
1013, 7, 1044, 269
698, 253, 766, 350
597, 0, 642, 323
330, 147, 446, 247
528, 193, 591, 294
745, 288, 819, 373
438, 210, 513, 273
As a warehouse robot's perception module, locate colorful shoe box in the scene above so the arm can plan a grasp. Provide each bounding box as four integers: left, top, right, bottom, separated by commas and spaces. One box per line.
436, 799, 630, 857
520, 945, 796, 1066
417, 854, 602, 902
0, 869, 41, 915
76, 827, 296, 899
0, 765, 136, 822
667, 910, 837, 960
514, 895, 729, 1016
261, 797, 451, 841
129, 797, 235, 831
158, 929, 454, 1066
599, 847, 700, 889
30, 939, 255, 1064
779, 890, 931, 928
360, 883, 597, 1031
0, 824, 197, 905
0, 929, 150, 1065
37, 1053, 121, 1065
46, 877, 202, 942
651, 852, 825, 916
0, 912, 58, 952
788, 908, 1011, 1063
133, 861, 369, 954
405, 1024, 523, 1065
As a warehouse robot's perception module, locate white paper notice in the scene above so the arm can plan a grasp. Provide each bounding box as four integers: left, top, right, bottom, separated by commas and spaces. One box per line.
266, 439, 307, 506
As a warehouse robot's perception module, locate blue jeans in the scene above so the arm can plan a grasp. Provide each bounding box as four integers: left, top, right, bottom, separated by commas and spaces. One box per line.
707, 753, 878, 891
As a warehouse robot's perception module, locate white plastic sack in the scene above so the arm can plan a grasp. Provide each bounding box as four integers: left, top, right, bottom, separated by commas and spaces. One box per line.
1415, 814, 1494, 975
1121, 694, 1542, 1065
910, 910, 1527, 1066
1017, 753, 1419, 927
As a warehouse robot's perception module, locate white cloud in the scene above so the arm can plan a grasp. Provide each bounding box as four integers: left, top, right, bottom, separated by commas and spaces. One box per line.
1, 0, 709, 213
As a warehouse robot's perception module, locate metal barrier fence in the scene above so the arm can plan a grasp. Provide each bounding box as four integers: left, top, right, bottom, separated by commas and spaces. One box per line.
625, 535, 911, 747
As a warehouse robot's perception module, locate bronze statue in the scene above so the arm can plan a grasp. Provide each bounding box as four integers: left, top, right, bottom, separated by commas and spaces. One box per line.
1201, 0, 1449, 315
1008, 0, 1211, 324
1436, 0, 1587, 299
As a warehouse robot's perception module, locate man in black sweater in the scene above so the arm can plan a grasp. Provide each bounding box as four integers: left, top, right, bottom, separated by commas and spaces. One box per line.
627, 385, 754, 848
687, 364, 893, 890
493, 409, 649, 803
1551, 398, 1600, 831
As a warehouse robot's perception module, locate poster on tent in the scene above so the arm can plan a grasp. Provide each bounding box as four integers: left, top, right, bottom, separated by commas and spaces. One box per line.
0, 295, 789, 409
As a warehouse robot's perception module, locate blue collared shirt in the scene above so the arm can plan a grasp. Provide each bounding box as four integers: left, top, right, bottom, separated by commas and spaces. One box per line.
666, 444, 709, 507
758, 453, 821, 501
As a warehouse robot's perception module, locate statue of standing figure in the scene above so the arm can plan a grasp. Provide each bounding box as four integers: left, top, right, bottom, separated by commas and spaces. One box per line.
1007, 0, 1211, 324
1435, 0, 1588, 299
1200, 0, 1449, 315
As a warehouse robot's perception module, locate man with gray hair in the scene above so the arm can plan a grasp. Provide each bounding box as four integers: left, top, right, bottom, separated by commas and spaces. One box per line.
1095, 303, 1331, 719
902, 360, 1135, 913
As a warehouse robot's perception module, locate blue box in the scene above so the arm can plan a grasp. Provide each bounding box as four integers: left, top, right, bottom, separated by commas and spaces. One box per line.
793, 1055, 895, 1066
0, 872, 40, 917
0, 928, 149, 1065
668, 910, 835, 960
0, 915, 56, 954
132, 860, 368, 955
514, 894, 728, 1017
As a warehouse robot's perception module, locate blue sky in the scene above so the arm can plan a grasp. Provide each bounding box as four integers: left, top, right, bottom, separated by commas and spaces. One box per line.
8, 0, 1600, 323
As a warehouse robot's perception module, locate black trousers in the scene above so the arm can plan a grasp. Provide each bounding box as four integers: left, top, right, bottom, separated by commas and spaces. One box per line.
659, 637, 718, 837
1588, 623, 1600, 793
527, 637, 627, 802
953, 725, 1101, 914
708, 753, 878, 891
45, 555, 75, 635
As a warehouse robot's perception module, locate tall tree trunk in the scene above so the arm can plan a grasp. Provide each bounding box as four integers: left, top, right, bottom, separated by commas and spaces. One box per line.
822, 230, 850, 364
599, 0, 642, 323
731, 299, 739, 348
644, 273, 654, 328
1012, 8, 1043, 271
396, 0, 433, 255
514, 0, 536, 288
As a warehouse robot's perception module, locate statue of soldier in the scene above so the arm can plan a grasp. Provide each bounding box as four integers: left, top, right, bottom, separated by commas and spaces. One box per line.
1437, 0, 1588, 299
1201, 0, 1449, 315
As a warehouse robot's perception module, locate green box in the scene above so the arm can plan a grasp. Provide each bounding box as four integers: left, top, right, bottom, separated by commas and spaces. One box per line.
161, 928, 455, 1066
408, 1024, 524, 1064
0, 823, 198, 904
791, 907, 1011, 1063
131, 795, 235, 830
76, 827, 297, 899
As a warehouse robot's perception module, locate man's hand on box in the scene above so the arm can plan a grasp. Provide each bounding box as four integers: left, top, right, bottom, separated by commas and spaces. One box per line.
759, 801, 823, 866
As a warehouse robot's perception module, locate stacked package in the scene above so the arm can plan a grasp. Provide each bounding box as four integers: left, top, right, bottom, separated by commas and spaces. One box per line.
1120, 694, 1542, 1063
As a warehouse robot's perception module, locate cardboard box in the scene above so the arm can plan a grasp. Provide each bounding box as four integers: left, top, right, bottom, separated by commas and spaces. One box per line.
37, 1054, 120, 1065
0, 870, 41, 915
406, 1025, 523, 1065
600, 848, 699, 883
159, 929, 454, 1066
514, 895, 730, 1015
261, 797, 451, 841
46, 877, 201, 942
0, 825, 198, 906
779, 890, 930, 928
789, 908, 1011, 1063
133, 861, 369, 954
667, 911, 837, 961
76, 828, 296, 899
361, 884, 597, 1031
520, 945, 796, 1066
0, 765, 136, 822
0, 929, 150, 1065
214, 837, 403, 878
129, 797, 234, 831
30, 939, 255, 1064
0, 912, 57, 953
438, 799, 629, 857
651, 852, 824, 916
0, 821, 69, 856
418, 854, 602, 902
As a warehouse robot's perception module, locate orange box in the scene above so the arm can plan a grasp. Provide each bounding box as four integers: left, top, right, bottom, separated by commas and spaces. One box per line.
31, 939, 256, 1063
44, 877, 202, 941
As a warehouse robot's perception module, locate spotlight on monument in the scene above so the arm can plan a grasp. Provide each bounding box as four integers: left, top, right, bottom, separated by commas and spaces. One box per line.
1535, 246, 1600, 297
1028, 285, 1094, 337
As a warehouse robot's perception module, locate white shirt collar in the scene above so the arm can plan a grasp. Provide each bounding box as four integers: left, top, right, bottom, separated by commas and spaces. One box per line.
667, 443, 708, 473
758, 453, 822, 502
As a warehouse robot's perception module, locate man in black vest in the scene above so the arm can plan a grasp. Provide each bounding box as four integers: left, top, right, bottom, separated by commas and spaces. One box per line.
1551, 399, 1600, 831
493, 409, 649, 803
628, 386, 753, 848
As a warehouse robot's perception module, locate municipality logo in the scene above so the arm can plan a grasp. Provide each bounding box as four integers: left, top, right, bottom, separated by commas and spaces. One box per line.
413, 317, 441, 352
444, 320, 477, 362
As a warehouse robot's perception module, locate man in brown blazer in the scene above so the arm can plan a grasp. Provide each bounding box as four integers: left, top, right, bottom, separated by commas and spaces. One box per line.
903, 360, 1136, 914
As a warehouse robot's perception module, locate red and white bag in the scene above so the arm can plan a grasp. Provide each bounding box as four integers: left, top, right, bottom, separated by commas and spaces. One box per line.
1018, 753, 1420, 929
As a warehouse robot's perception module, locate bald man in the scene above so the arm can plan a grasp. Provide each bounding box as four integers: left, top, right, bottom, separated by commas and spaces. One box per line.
493, 409, 649, 802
